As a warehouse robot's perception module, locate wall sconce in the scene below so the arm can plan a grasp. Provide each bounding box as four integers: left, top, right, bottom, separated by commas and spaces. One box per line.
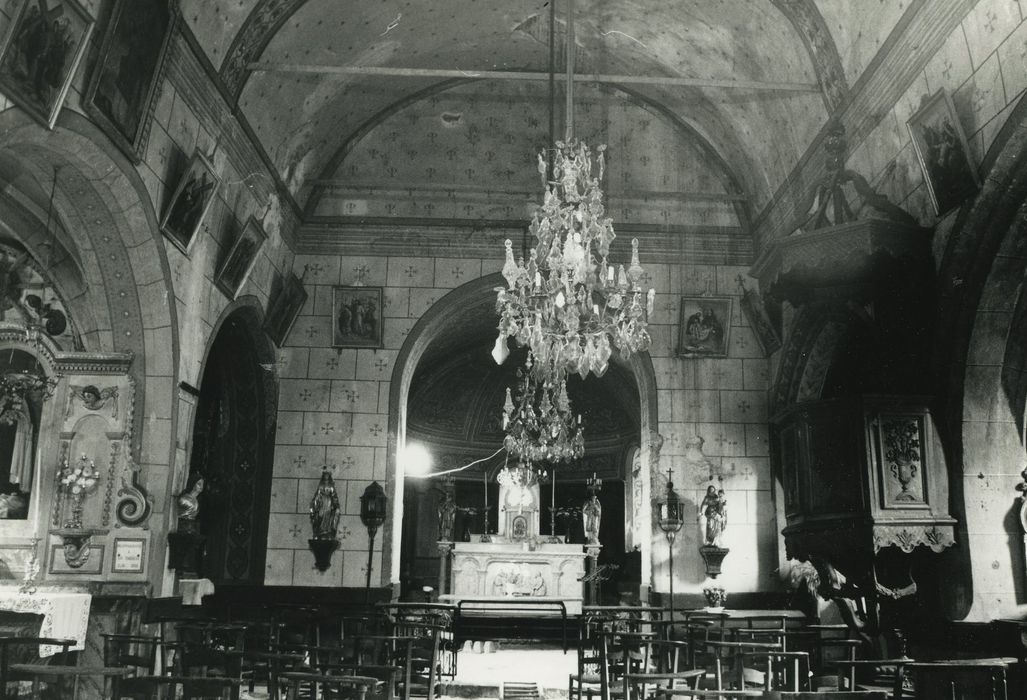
359, 481, 387, 594
308, 468, 341, 572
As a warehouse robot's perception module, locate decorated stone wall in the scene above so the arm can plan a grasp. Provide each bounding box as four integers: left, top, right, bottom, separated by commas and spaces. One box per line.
269, 245, 774, 596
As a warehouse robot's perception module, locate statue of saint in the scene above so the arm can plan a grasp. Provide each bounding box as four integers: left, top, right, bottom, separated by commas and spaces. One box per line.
698, 485, 727, 546
437, 489, 457, 541
583, 493, 602, 545
177, 478, 204, 520
309, 469, 340, 540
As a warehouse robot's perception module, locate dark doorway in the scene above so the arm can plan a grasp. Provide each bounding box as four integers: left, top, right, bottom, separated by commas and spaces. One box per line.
188, 311, 276, 584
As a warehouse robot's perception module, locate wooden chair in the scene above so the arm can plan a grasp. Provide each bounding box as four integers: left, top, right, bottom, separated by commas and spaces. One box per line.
764, 689, 891, 693
102, 633, 160, 699
832, 658, 911, 699
0, 636, 75, 700
280, 672, 381, 700
570, 612, 615, 700
122, 675, 238, 699
176, 647, 243, 700
908, 659, 1013, 700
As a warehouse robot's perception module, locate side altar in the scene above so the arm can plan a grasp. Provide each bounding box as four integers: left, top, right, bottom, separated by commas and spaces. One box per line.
438, 478, 588, 615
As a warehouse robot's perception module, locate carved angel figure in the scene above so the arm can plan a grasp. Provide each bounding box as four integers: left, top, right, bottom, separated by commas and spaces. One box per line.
68, 384, 118, 417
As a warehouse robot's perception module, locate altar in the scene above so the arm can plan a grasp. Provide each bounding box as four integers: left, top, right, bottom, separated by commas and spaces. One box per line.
439, 475, 589, 616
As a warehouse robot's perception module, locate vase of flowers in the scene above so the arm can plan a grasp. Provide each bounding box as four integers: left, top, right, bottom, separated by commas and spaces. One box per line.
59, 454, 100, 529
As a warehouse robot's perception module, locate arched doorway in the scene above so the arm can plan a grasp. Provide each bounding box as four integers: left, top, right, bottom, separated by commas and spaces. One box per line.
384, 273, 659, 598
187, 304, 277, 584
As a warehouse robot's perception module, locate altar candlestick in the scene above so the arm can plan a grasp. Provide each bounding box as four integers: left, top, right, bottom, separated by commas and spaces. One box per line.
483, 470, 489, 534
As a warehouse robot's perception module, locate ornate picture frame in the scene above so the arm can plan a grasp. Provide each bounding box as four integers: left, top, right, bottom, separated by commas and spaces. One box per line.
332, 286, 383, 349
0, 0, 95, 129
159, 152, 221, 254
215, 216, 266, 299
83, 0, 176, 163
263, 272, 307, 347
907, 88, 980, 216
676, 296, 732, 358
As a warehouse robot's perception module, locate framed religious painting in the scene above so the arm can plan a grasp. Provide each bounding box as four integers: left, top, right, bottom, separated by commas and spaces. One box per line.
332, 286, 383, 349
215, 216, 266, 298
159, 152, 221, 254
907, 89, 980, 216
0, 0, 95, 129
738, 278, 780, 356
676, 296, 732, 358
263, 271, 307, 346
84, 0, 177, 163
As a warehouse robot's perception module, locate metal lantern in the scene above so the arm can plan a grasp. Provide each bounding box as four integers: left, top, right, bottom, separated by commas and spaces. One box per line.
657, 470, 685, 629
359, 481, 387, 595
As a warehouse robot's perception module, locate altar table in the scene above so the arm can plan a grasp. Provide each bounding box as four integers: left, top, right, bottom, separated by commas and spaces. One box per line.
0, 588, 91, 656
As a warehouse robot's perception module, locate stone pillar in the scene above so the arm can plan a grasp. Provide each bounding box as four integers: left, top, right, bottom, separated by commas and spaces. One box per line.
437, 541, 453, 595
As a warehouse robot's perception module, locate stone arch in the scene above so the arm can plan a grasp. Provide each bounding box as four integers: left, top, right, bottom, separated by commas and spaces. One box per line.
931, 92, 1027, 620
384, 273, 658, 587
186, 296, 278, 583
0, 110, 180, 573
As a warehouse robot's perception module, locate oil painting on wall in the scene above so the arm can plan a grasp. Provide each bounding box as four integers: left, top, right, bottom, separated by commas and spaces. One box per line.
0, 0, 94, 129
84, 0, 175, 162
332, 287, 383, 349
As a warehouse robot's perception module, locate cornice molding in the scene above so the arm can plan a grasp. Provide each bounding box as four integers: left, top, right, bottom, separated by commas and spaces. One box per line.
297, 217, 753, 264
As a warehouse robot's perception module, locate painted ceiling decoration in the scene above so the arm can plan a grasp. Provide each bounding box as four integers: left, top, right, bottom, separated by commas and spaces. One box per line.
770, 0, 850, 112
178, 0, 854, 230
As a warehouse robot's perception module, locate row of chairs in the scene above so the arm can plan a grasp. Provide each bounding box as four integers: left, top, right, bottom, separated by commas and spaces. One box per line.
568, 607, 1016, 700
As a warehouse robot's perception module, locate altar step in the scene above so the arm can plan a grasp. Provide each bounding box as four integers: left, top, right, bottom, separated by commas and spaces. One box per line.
501, 681, 542, 699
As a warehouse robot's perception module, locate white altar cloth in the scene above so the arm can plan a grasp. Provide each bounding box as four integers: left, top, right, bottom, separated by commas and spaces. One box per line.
0, 587, 91, 656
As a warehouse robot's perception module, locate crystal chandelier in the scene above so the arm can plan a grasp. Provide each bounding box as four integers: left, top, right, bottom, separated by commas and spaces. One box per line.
501, 353, 584, 465
493, 144, 654, 380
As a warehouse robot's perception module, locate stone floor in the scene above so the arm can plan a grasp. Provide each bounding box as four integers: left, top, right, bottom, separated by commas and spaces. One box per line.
442, 642, 575, 698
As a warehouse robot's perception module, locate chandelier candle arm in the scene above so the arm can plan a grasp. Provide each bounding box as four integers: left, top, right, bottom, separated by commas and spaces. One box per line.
495, 142, 655, 381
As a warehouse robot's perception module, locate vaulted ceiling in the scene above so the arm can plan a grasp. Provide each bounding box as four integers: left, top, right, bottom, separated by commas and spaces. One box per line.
178, 0, 910, 235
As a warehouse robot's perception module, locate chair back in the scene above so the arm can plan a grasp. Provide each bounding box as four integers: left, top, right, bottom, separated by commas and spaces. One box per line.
281, 672, 380, 700
102, 633, 159, 674
127, 675, 237, 700
908, 661, 1010, 700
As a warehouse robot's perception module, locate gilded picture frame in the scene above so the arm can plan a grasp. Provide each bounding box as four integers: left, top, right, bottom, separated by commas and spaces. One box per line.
215, 216, 266, 298
263, 272, 307, 347
332, 286, 383, 349
159, 152, 221, 254
0, 0, 95, 129
907, 88, 980, 216
83, 0, 176, 163
676, 296, 732, 358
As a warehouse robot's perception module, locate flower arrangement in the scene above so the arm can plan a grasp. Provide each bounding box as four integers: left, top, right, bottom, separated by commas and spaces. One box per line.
60, 454, 100, 529
60, 454, 99, 495
0, 371, 55, 425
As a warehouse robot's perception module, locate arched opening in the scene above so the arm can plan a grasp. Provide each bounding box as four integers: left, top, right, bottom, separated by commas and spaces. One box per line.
399, 341, 640, 601
385, 273, 658, 601
187, 305, 277, 584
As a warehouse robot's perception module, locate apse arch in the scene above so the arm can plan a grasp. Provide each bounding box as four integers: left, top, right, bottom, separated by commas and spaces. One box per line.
384, 272, 659, 588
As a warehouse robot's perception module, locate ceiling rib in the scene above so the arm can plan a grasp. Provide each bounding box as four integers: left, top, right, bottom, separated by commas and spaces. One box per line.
245, 63, 821, 93
308, 181, 748, 203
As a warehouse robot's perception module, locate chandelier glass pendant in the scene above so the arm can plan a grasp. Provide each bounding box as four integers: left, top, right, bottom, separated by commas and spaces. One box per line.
492, 0, 654, 381
494, 144, 655, 380
501, 352, 585, 465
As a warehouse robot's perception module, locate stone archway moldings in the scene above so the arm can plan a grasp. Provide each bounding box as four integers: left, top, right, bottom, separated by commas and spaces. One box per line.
385, 272, 658, 591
